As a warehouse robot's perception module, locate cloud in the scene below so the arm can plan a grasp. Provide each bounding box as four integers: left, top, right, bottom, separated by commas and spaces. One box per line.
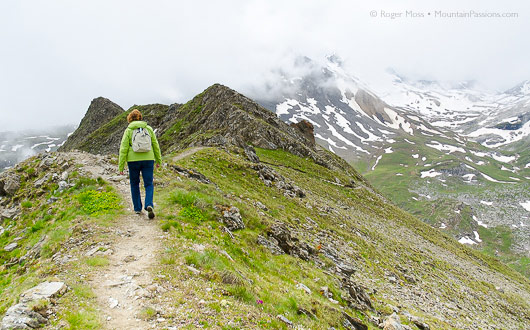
0, 0, 529, 130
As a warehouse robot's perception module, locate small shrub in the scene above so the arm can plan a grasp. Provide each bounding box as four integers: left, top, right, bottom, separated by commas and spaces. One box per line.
30, 220, 45, 233
179, 205, 206, 225
139, 307, 156, 321
77, 190, 121, 215
228, 285, 254, 304
65, 309, 100, 329
21, 201, 33, 209
169, 189, 198, 207
84, 257, 109, 267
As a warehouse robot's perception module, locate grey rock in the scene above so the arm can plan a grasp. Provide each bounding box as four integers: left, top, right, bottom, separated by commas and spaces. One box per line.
4, 242, 17, 252
342, 279, 373, 310
20, 281, 67, 303
46, 197, 58, 204
1, 281, 66, 330
222, 206, 245, 231
337, 262, 356, 276
255, 201, 267, 210
256, 235, 284, 255
244, 145, 260, 163
277, 314, 293, 326
1, 303, 47, 330
0, 172, 21, 196
34, 174, 51, 188
60, 171, 69, 181
1, 207, 20, 221
57, 181, 68, 192
383, 313, 403, 330
342, 311, 368, 330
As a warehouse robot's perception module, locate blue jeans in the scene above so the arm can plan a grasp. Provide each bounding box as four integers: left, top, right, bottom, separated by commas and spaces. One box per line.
127, 160, 154, 212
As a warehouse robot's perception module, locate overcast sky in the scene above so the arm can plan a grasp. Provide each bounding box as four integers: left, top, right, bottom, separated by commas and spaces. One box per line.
1, 0, 529, 131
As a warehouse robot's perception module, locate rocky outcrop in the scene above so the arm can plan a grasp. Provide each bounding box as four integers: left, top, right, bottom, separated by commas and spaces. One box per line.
253, 164, 305, 198
259, 222, 317, 261
1, 281, 67, 330
221, 206, 245, 231
0, 171, 21, 196
59, 97, 124, 152
290, 120, 315, 145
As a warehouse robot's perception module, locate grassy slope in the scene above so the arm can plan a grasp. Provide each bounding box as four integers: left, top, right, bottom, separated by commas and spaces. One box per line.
148, 147, 529, 329
361, 133, 530, 278
0, 156, 123, 329
2, 146, 529, 329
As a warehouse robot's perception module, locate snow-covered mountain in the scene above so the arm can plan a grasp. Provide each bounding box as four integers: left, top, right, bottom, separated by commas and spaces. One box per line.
254, 56, 530, 277
376, 72, 530, 148
0, 125, 75, 172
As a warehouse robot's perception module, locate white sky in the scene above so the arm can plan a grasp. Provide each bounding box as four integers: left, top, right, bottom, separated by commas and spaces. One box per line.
1, 0, 529, 130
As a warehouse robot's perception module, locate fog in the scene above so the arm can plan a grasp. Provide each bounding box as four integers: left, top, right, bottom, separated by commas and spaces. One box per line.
1, 0, 529, 131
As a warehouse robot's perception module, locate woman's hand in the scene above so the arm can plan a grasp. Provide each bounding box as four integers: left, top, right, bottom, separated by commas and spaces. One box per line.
120, 171, 124, 175
156, 163, 160, 169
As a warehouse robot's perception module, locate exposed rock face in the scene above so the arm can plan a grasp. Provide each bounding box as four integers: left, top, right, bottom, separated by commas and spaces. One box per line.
0, 172, 21, 196
264, 222, 317, 261
59, 97, 124, 152
290, 120, 315, 145
221, 206, 245, 231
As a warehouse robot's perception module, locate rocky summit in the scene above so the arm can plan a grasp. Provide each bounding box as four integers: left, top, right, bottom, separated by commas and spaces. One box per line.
1, 84, 529, 329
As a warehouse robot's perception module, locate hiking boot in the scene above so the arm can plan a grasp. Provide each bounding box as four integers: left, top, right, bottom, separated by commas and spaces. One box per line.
146, 206, 155, 219
135, 210, 142, 215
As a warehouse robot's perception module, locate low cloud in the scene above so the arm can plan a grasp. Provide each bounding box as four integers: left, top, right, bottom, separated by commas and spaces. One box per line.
1, 0, 529, 131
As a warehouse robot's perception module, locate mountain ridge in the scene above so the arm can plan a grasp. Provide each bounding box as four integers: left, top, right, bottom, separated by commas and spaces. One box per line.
1, 83, 530, 329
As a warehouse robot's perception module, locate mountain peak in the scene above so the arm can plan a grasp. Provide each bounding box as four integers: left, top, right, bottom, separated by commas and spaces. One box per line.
58, 97, 123, 152
59, 84, 329, 167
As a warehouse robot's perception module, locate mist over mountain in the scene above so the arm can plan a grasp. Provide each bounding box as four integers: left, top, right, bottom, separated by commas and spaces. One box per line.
0, 125, 75, 172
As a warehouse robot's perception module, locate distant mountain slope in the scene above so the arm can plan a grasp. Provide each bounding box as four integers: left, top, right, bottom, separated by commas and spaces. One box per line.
0, 125, 75, 172
1, 81, 529, 328
255, 56, 530, 279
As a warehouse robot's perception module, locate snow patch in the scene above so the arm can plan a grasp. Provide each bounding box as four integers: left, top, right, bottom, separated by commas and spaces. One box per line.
384, 147, 393, 154
412, 154, 419, 159
439, 223, 447, 229
473, 231, 482, 243
458, 236, 477, 245
421, 169, 442, 178
372, 155, 382, 171
473, 215, 488, 228
383, 107, 414, 135
11, 144, 24, 152
520, 201, 530, 212
425, 141, 465, 154
480, 201, 493, 206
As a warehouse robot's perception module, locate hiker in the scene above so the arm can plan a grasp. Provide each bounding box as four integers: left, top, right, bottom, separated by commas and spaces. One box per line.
118, 109, 162, 219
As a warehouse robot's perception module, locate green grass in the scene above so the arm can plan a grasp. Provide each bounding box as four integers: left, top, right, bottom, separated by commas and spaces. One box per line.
153, 146, 530, 328
77, 189, 121, 215
84, 257, 109, 267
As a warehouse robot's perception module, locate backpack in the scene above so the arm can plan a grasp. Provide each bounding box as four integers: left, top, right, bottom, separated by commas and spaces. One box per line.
131, 127, 152, 153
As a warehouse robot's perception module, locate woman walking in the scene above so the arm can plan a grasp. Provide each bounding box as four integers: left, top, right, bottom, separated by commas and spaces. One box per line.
118, 109, 162, 219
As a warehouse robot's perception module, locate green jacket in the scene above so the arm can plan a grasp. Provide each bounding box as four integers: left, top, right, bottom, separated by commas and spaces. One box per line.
118, 121, 162, 172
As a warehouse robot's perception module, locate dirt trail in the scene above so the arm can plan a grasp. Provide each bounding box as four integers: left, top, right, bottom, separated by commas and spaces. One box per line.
71, 153, 165, 329
172, 147, 204, 162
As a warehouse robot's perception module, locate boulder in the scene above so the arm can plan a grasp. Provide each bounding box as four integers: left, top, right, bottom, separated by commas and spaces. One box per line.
0, 172, 21, 196
256, 235, 284, 255
1, 303, 47, 330
222, 206, 245, 231
4, 242, 18, 252
383, 313, 403, 330
20, 282, 67, 303
342, 311, 368, 330
1, 282, 67, 330
244, 145, 260, 163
